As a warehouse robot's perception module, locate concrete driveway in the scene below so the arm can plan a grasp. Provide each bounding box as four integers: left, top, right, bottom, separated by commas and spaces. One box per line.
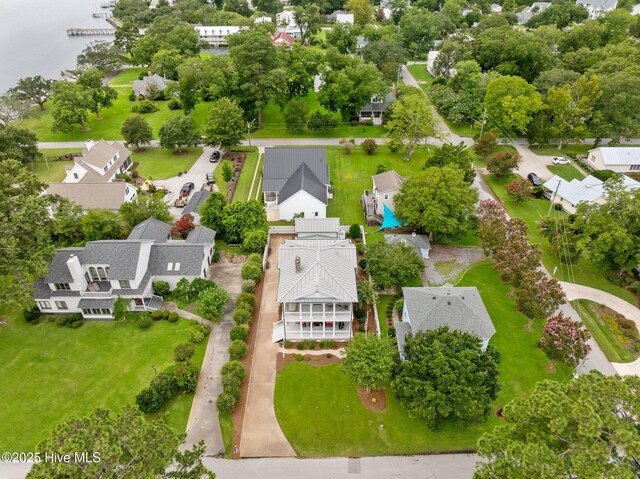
153, 147, 220, 218
513, 144, 558, 182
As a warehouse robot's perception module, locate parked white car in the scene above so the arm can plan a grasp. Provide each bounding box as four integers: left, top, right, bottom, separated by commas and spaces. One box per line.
552, 156, 570, 165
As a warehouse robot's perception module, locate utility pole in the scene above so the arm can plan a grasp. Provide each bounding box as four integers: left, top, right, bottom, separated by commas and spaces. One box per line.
547, 179, 562, 216
246, 119, 255, 152
479, 108, 487, 137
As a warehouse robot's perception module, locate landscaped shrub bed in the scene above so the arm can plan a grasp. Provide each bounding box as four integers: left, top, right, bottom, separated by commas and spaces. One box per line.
136, 361, 199, 414
217, 360, 246, 414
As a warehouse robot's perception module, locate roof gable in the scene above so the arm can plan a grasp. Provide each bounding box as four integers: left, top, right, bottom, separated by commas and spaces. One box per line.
372, 170, 405, 192
262, 147, 329, 194
127, 217, 172, 242
278, 162, 328, 205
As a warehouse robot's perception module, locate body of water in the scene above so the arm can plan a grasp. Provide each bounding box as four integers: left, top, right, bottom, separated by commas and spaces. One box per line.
0, 0, 114, 91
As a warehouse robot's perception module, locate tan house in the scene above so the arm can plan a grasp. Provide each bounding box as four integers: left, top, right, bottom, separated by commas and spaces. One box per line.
361, 170, 406, 225
586, 147, 640, 173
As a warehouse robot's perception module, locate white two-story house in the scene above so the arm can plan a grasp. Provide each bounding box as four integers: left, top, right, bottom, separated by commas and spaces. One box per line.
46, 139, 136, 212
272, 237, 358, 342
34, 217, 216, 319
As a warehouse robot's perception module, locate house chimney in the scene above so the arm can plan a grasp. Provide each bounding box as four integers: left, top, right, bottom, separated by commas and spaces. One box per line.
295, 256, 301, 273
85, 139, 95, 151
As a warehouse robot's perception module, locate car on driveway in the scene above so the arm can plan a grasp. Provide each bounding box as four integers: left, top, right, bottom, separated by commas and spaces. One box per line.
527, 173, 541, 186
180, 182, 195, 197
209, 150, 221, 163
206, 173, 216, 184
552, 156, 570, 165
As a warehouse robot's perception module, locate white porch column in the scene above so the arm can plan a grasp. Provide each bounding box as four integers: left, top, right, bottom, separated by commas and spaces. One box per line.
333, 302, 336, 318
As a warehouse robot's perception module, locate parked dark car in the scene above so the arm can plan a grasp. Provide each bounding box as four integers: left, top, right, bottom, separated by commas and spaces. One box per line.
180, 182, 195, 197
209, 150, 221, 163
527, 173, 541, 186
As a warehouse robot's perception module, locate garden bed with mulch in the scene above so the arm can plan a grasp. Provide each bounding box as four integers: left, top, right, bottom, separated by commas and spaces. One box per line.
276, 352, 342, 373
357, 386, 387, 412
222, 151, 246, 202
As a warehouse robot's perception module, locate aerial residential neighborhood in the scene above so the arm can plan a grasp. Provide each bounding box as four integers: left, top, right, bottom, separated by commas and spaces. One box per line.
2, 0, 640, 477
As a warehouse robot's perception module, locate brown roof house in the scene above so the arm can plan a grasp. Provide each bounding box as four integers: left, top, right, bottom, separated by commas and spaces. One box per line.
46, 139, 136, 211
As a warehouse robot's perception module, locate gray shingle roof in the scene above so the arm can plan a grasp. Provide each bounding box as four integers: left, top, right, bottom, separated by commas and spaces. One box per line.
360, 92, 395, 113
186, 226, 217, 245
127, 217, 172, 242
81, 241, 147, 280
78, 298, 115, 309
372, 170, 405, 193
278, 163, 328, 205
44, 248, 84, 283
262, 147, 329, 194
183, 190, 211, 216
148, 244, 206, 276
398, 287, 496, 341
385, 234, 431, 257
277, 239, 358, 303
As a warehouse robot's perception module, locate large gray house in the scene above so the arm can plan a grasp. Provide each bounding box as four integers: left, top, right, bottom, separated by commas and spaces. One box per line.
34, 217, 216, 319
395, 287, 496, 360
262, 147, 332, 221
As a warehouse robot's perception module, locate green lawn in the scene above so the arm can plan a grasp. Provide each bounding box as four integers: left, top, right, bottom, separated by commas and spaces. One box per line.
376, 295, 393, 337
219, 413, 234, 458
572, 299, 639, 363
233, 148, 261, 202
326, 146, 431, 225
547, 164, 585, 181
406, 64, 433, 84
134, 147, 201, 180
108, 68, 147, 86
253, 92, 386, 139
483, 173, 636, 304
274, 263, 568, 457
213, 160, 232, 197
29, 149, 83, 184
0, 310, 206, 451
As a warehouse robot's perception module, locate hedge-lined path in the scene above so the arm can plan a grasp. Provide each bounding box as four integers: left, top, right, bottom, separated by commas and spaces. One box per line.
182, 253, 243, 455
239, 236, 296, 458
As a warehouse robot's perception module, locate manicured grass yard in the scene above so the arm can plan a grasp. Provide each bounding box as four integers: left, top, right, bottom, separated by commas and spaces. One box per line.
133, 147, 201, 180
375, 295, 393, 337
107, 67, 147, 86
0, 310, 205, 451
326, 146, 432, 225
406, 64, 433, 84
547, 164, 585, 181
572, 299, 640, 363
274, 263, 568, 457
233, 148, 261, 202
213, 160, 232, 197
219, 413, 234, 458
483, 173, 636, 304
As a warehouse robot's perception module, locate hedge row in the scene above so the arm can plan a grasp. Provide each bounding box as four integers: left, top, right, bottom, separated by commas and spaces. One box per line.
136, 362, 199, 414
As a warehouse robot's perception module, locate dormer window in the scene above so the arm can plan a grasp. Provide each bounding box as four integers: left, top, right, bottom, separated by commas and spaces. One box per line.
54, 283, 70, 290
167, 262, 174, 271
175, 263, 181, 271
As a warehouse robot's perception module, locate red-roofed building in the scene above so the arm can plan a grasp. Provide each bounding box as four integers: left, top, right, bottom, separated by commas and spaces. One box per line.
271, 31, 295, 47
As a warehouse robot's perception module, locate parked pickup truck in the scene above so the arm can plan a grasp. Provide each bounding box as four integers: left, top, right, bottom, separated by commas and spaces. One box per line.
206, 173, 216, 184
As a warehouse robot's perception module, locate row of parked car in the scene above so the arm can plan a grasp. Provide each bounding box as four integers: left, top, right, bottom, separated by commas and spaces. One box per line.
173, 150, 221, 207
527, 157, 570, 187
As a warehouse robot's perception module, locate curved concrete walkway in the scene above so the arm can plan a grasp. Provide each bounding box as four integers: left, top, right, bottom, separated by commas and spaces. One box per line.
240, 237, 295, 457
561, 281, 640, 375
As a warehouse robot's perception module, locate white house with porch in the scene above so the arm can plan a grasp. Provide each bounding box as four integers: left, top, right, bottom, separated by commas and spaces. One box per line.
272, 238, 358, 342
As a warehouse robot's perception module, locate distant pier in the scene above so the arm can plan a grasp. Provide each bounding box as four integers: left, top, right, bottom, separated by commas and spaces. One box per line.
66, 28, 115, 36
92, 12, 113, 18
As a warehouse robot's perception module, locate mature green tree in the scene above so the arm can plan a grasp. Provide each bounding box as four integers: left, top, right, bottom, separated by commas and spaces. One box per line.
533, 67, 580, 94
27, 406, 215, 479
196, 286, 231, 323
433, 38, 473, 79
473, 131, 498, 161
224, 0, 252, 16
0, 160, 53, 306
284, 99, 308, 133
151, 48, 184, 80
0, 125, 41, 164
544, 85, 589, 147
293, 4, 321, 44
394, 165, 478, 242
393, 327, 500, 430
178, 61, 200, 113
50, 81, 93, 133
76, 40, 124, 72
77, 68, 118, 119
505, 177, 533, 204
365, 242, 424, 291
81, 209, 127, 241
9, 75, 53, 110
384, 90, 437, 160
114, 21, 141, 55
345, 0, 375, 26
121, 115, 153, 150
399, 9, 454, 54
119, 194, 172, 230
484, 75, 542, 135
112, 296, 131, 320
325, 23, 357, 54
49, 198, 84, 247
424, 142, 475, 183
204, 98, 245, 150
254, 0, 282, 14
283, 45, 322, 98
477, 199, 508, 256
493, 218, 541, 288
486, 151, 520, 178
591, 66, 640, 143
514, 269, 565, 327
362, 39, 406, 83
221, 200, 268, 244
0, 93, 30, 126
526, 0, 588, 28
356, 278, 378, 307
199, 192, 228, 236
228, 30, 286, 127
158, 115, 199, 152
343, 333, 394, 391
474, 373, 640, 479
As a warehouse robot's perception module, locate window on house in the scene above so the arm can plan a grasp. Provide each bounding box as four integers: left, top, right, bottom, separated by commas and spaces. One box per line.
631, 165, 640, 171
54, 283, 70, 290
126, 186, 129, 194
119, 280, 131, 289
167, 263, 174, 271
314, 212, 318, 217
55, 301, 68, 310
89, 267, 98, 282
73, 173, 78, 179
590, 155, 595, 162
174, 263, 181, 271
103, 166, 108, 173
384, 194, 389, 200
97, 267, 107, 281
39, 301, 52, 310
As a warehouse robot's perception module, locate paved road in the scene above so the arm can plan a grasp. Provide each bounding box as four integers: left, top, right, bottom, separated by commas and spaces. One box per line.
181, 253, 243, 455
240, 236, 295, 458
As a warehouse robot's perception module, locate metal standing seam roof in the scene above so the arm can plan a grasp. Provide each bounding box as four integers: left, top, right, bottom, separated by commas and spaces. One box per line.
278, 163, 328, 205
185, 226, 217, 245
385, 234, 431, 254
594, 147, 640, 166
276, 240, 358, 303
372, 170, 406, 193
543, 174, 640, 206
262, 147, 329, 193
127, 217, 172, 242
148, 244, 206, 276
400, 287, 496, 340
294, 218, 341, 233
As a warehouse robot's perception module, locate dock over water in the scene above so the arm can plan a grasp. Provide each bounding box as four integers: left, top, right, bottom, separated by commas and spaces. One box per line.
66, 28, 115, 36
